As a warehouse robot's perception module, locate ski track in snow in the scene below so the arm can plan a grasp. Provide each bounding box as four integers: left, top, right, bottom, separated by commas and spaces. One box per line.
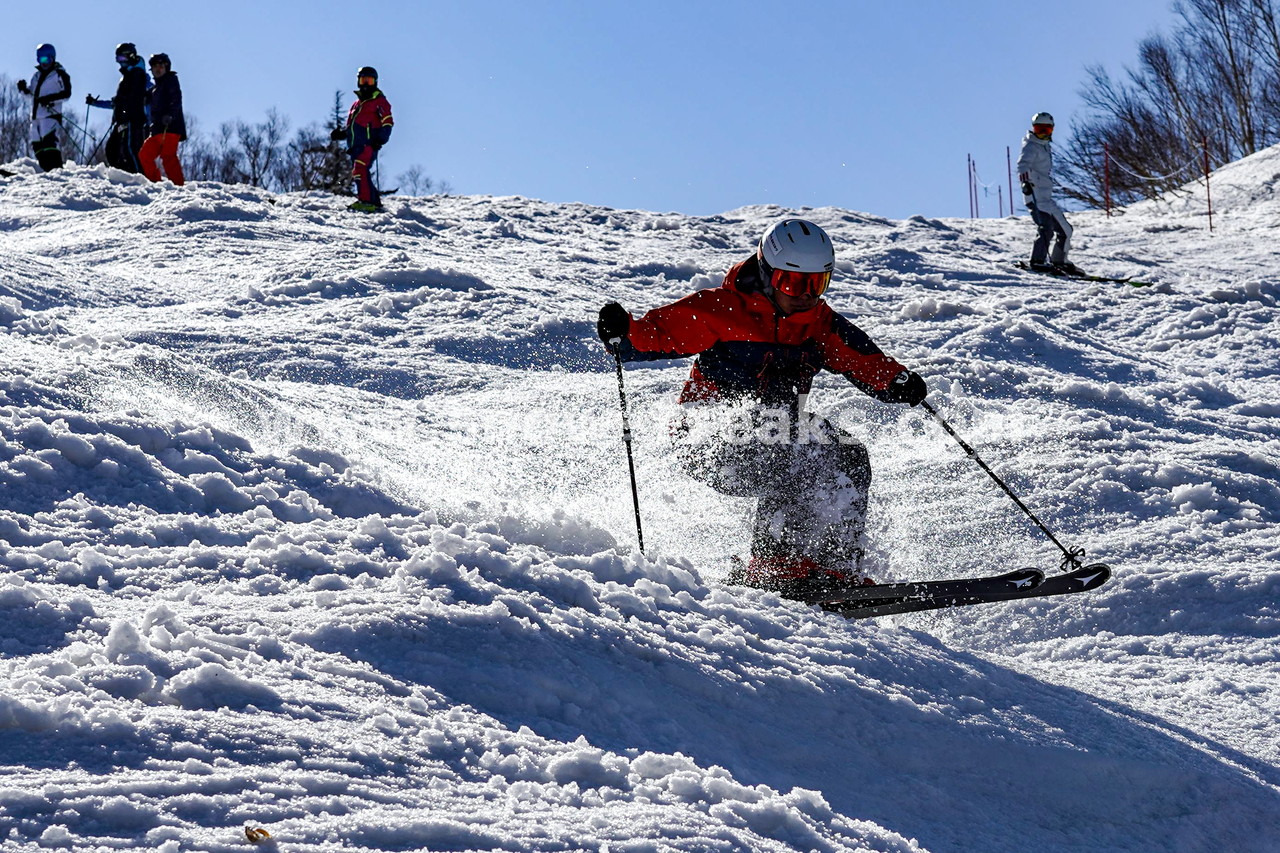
0, 155, 1278, 852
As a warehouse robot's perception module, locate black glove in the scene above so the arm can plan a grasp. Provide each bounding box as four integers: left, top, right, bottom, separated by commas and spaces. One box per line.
1021, 181, 1034, 196
17, 80, 29, 94
880, 370, 927, 406
86, 94, 96, 105
597, 302, 630, 347
371, 142, 383, 151
329, 128, 344, 141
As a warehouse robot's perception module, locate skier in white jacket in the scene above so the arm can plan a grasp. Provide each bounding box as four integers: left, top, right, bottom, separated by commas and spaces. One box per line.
1016, 112, 1079, 274
15, 44, 72, 172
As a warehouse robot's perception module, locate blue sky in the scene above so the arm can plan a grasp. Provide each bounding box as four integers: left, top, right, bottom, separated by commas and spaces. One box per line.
5, 0, 1176, 219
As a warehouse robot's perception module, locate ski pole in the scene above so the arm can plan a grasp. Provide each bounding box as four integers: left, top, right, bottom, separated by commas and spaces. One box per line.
84, 124, 110, 166
609, 341, 645, 553
921, 400, 1083, 570
58, 114, 88, 160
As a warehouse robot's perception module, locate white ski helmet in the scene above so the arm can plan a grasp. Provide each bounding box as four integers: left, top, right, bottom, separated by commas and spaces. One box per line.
1031, 111, 1055, 127
758, 219, 834, 273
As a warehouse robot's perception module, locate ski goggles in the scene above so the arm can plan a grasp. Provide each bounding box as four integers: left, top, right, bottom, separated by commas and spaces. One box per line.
770, 268, 832, 298
1032, 124, 1054, 137
358, 75, 377, 86
116, 55, 133, 64
38, 56, 52, 65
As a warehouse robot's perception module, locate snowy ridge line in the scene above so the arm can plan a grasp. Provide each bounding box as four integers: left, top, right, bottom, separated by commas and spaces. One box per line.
1, 160, 1279, 851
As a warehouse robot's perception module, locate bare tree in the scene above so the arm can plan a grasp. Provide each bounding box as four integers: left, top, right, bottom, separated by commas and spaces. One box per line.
396, 164, 452, 196
1061, 0, 1280, 207
0, 75, 29, 164
236, 108, 289, 188
396, 164, 430, 195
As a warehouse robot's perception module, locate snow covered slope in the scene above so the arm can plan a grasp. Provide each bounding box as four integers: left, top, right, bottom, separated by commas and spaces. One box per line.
1, 153, 1278, 852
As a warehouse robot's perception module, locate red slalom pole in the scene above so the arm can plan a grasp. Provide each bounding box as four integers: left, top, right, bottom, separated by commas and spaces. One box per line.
967, 154, 974, 217
971, 157, 980, 218
1203, 135, 1214, 232
1104, 144, 1112, 218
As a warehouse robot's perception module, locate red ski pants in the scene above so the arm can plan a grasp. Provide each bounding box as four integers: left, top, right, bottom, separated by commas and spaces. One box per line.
352, 145, 379, 203
139, 133, 185, 186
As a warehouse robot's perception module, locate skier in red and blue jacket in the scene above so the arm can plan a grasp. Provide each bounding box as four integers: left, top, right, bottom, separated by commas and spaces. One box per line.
331, 66, 393, 212
597, 219, 927, 602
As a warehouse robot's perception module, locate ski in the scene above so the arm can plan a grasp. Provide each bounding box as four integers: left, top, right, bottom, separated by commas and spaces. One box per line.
1016, 261, 1155, 287
816, 568, 1043, 611
820, 563, 1111, 619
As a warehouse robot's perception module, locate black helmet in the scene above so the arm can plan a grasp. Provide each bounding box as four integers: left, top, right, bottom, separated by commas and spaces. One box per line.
149, 53, 171, 69
357, 66, 378, 80
115, 42, 137, 62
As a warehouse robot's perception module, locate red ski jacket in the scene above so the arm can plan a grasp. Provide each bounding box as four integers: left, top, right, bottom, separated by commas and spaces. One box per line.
619, 256, 907, 408
340, 89, 394, 152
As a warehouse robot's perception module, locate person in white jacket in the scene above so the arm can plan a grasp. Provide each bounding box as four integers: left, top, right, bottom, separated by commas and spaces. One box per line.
1016, 112, 1079, 274
15, 44, 72, 172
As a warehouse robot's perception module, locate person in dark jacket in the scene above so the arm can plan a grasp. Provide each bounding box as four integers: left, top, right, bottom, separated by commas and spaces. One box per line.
86, 42, 149, 173
138, 53, 185, 185
330, 66, 394, 212
597, 219, 928, 602
16, 43, 71, 171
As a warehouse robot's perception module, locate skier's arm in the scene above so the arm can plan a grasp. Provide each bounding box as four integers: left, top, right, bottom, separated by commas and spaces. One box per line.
373, 98, 393, 147
818, 313, 923, 403
1015, 140, 1033, 179
331, 103, 357, 141
599, 289, 724, 362
36, 69, 71, 106
1016, 140, 1049, 198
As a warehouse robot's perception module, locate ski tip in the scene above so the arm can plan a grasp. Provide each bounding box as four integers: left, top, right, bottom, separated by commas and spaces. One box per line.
1071, 563, 1112, 590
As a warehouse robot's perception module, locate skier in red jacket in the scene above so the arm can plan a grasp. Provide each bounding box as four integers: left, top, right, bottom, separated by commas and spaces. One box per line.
597, 219, 927, 601
331, 66, 393, 212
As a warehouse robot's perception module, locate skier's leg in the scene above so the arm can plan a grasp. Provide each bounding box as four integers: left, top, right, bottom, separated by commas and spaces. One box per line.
769, 418, 870, 573
104, 126, 123, 169
138, 135, 163, 182
127, 123, 145, 173
1029, 203, 1052, 265
807, 430, 871, 574
745, 421, 873, 590
159, 134, 185, 185
675, 417, 794, 577
1049, 211, 1073, 264
31, 130, 63, 171
675, 411, 872, 595
352, 145, 375, 203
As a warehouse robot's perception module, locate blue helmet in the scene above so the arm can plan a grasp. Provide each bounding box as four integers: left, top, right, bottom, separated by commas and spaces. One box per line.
36, 44, 56, 65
